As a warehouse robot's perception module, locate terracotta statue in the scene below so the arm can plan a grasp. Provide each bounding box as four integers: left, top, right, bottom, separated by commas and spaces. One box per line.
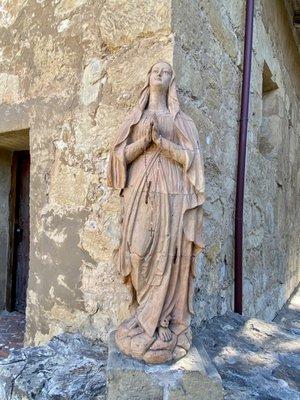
107, 61, 205, 364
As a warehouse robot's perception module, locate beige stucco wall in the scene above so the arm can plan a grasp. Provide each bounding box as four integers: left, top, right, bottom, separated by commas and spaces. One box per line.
0, 0, 174, 345
0, 0, 298, 345
0, 149, 12, 310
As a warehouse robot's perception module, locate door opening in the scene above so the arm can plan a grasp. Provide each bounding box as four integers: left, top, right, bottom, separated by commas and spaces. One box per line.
7, 150, 30, 313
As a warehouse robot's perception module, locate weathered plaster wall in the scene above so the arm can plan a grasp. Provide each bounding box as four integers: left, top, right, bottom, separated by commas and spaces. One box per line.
0, 149, 12, 310
0, 0, 173, 345
0, 0, 298, 345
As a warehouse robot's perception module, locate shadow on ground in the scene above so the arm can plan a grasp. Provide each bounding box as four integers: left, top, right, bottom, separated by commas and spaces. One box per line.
195, 286, 300, 399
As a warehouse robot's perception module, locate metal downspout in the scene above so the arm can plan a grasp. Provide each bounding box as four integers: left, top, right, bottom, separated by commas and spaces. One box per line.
234, 0, 255, 314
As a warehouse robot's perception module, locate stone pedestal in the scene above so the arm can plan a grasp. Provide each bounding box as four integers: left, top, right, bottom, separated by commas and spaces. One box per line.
107, 331, 223, 400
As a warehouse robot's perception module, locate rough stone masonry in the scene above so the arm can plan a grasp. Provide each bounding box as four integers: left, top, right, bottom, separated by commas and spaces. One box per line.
0, 0, 298, 348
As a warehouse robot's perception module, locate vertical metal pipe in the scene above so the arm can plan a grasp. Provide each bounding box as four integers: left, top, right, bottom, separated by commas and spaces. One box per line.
234, 0, 255, 314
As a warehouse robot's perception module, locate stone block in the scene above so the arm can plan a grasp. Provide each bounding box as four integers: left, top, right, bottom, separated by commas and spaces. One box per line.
54, 0, 88, 16
100, 0, 171, 50
0, 73, 20, 103
107, 331, 223, 400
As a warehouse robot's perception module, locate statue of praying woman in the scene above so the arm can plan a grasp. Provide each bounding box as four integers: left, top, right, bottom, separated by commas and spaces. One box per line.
107, 61, 205, 364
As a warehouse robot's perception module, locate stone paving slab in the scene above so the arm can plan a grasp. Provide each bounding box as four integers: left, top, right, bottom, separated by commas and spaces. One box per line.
0, 332, 107, 400
196, 286, 300, 400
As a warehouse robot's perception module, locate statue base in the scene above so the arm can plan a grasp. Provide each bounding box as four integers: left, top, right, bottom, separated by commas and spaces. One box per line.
107, 331, 224, 400
115, 316, 192, 364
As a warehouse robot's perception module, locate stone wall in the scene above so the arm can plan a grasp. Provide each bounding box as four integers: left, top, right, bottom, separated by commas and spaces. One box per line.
243, 0, 300, 319
0, 0, 298, 346
172, 0, 300, 324
0, 149, 11, 309
172, 0, 244, 326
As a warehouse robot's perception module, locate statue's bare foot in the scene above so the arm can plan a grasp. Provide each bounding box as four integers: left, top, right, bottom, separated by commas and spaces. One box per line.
127, 317, 139, 330
158, 326, 172, 342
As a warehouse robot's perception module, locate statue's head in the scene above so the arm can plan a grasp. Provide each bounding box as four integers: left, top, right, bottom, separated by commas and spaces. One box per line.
149, 61, 173, 93
138, 61, 179, 118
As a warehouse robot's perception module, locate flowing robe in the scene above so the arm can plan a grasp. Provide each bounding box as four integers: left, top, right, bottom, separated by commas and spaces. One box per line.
108, 108, 205, 338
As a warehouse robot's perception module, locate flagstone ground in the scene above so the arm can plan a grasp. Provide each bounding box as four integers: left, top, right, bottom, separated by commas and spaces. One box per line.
0, 286, 298, 399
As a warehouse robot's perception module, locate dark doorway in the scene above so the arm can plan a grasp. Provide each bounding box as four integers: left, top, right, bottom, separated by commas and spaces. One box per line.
7, 151, 30, 313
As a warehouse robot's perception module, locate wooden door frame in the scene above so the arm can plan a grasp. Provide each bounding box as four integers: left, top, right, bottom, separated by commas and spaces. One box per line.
6, 152, 17, 311
6, 151, 30, 311
0, 107, 30, 311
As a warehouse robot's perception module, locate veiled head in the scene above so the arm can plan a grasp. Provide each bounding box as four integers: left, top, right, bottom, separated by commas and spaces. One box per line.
138, 61, 179, 118
149, 61, 173, 92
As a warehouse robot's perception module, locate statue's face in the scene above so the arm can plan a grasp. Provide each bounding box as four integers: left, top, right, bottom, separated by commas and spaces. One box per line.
149, 62, 172, 91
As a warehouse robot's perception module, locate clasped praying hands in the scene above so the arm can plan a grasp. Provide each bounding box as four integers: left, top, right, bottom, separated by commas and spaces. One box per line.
144, 113, 161, 147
